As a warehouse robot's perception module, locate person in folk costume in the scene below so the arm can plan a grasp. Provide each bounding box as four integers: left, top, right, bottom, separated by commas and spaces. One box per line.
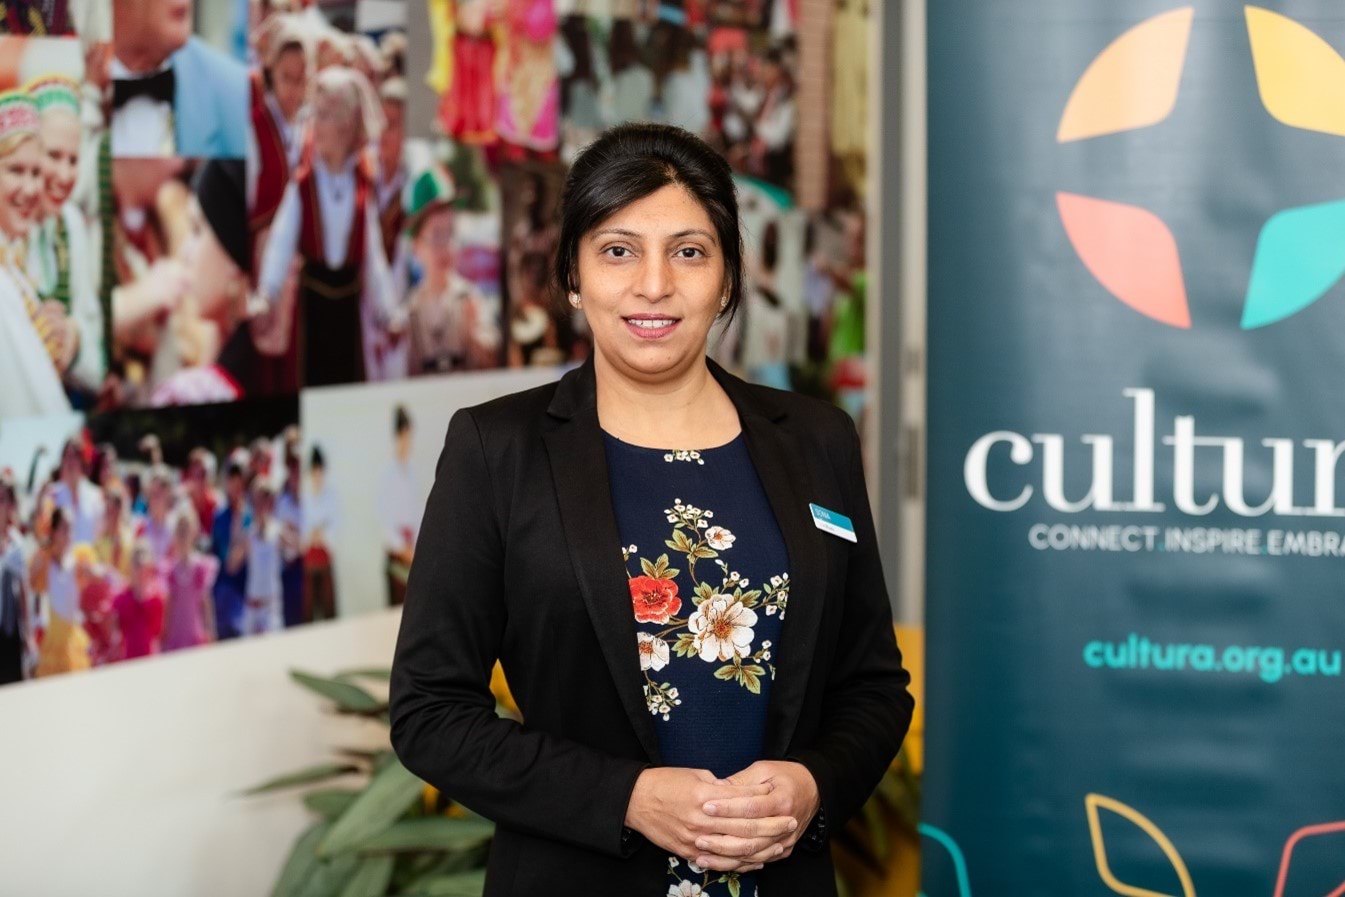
245, 15, 313, 396
0, 89, 71, 417
255, 66, 404, 388
148, 160, 260, 406
25, 75, 105, 399
366, 76, 409, 381
31, 507, 92, 677
107, 157, 193, 403
248, 13, 312, 242
403, 166, 501, 374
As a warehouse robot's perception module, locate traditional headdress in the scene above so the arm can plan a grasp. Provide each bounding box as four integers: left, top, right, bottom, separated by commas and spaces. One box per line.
260, 12, 315, 73
26, 75, 81, 118
403, 165, 456, 237
313, 65, 385, 142
0, 89, 40, 147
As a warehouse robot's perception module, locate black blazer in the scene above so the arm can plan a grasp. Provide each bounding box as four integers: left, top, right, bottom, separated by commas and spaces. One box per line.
389, 354, 914, 896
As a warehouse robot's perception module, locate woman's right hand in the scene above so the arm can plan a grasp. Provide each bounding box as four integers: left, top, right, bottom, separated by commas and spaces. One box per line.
624, 767, 797, 873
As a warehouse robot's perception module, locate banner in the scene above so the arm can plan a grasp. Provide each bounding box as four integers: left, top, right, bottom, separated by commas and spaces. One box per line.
924, 2, 1345, 894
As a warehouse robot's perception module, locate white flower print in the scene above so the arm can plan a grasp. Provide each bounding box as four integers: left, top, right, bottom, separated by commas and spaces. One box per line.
637, 632, 670, 672
668, 882, 704, 897
686, 860, 706, 874
689, 595, 758, 662
705, 526, 736, 550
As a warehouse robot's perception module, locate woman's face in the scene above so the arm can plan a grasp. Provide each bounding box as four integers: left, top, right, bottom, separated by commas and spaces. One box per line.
313, 88, 358, 159
172, 516, 194, 553
51, 520, 70, 556
414, 207, 455, 276
39, 110, 80, 211
575, 184, 727, 381
0, 137, 44, 239
271, 47, 308, 121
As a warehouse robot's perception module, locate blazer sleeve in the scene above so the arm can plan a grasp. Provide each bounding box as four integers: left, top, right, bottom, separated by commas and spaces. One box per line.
788, 412, 915, 840
389, 408, 649, 858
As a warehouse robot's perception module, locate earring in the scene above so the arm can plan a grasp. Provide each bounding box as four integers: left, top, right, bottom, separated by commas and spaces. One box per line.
719, 294, 729, 310
568, 291, 582, 308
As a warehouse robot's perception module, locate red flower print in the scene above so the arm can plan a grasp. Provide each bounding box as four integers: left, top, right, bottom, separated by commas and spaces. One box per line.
630, 576, 682, 624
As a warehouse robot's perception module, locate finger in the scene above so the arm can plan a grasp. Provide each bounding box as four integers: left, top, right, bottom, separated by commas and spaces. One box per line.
690, 851, 768, 873
697, 781, 773, 805
702, 794, 791, 819
697, 813, 797, 841
694, 832, 791, 860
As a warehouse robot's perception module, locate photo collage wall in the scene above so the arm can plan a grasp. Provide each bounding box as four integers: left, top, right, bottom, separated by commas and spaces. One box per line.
0, 0, 874, 685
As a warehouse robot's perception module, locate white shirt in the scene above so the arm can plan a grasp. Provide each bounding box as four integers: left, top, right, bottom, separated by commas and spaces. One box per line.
46, 556, 79, 622
303, 485, 340, 544
0, 238, 70, 418
258, 155, 403, 330
109, 57, 175, 158
376, 458, 421, 554
245, 519, 283, 599
52, 479, 105, 546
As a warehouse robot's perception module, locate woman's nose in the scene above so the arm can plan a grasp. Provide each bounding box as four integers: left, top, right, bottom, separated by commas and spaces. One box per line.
635, 254, 674, 302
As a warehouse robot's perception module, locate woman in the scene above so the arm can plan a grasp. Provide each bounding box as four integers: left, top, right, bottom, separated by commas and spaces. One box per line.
26, 75, 104, 398
255, 66, 402, 388
161, 503, 218, 652
32, 507, 90, 676
111, 539, 165, 660
1, 476, 31, 684
0, 88, 70, 417
390, 124, 912, 897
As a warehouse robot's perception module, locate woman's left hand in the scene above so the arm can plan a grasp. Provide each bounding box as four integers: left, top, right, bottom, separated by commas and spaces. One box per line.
691, 760, 821, 870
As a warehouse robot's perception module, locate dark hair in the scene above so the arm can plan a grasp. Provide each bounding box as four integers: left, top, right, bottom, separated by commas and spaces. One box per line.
394, 405, 412, 435
224, 462, 245, 481
310, 445, 326, 470
554, 123, 744, 325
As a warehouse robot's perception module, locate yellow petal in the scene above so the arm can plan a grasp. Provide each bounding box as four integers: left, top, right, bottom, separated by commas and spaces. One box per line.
1058, 8, 1194, 142
1246, 6, 1345, 136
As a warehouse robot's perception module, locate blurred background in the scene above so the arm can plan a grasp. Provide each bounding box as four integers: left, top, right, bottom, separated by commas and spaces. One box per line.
3, 0, 1342, 895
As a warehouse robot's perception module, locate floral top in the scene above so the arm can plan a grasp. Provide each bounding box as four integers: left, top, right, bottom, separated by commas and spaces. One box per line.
604, 430, 790, 897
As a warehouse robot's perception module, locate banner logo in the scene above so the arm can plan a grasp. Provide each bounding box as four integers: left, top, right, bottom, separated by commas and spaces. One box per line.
1055, 7, 1345, 330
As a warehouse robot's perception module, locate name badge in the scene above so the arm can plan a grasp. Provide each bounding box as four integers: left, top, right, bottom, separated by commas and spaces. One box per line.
809, 503, 857, 543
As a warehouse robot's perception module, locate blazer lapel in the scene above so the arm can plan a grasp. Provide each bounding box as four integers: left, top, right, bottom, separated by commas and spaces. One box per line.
542, 358, 664, 764
706, 359, 829, 758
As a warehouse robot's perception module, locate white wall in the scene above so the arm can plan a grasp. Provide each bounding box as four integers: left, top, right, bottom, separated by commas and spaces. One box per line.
300, 367, 565, 620
0, 610, 403, 897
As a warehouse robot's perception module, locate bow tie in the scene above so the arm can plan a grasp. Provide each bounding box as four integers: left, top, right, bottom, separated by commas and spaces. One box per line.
113, 67, 175, 109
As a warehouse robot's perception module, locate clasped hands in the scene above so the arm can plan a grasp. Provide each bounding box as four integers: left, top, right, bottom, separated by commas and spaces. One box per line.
625, 761, 821, 873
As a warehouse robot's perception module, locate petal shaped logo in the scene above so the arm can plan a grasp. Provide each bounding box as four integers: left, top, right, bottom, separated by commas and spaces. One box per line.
1085, 794, 1197, 897
1056, 7, 1345, 330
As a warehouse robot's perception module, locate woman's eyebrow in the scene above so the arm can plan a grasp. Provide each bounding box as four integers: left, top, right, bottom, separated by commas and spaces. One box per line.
590, 227, 718, 242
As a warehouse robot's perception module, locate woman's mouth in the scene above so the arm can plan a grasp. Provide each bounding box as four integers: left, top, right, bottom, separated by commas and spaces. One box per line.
623, 315, 680, 340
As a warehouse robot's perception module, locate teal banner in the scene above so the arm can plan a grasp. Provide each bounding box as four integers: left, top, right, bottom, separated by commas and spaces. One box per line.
924, 2, 1345, 895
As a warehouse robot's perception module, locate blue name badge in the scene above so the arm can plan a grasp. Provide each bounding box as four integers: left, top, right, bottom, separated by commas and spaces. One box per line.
809, 503, 857, 543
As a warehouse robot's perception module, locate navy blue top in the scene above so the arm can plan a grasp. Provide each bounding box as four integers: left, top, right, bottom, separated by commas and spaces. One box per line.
604, 429, 791, 897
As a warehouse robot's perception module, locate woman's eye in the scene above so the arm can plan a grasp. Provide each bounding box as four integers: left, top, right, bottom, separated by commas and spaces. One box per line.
676, 247, 704, 259
605, 246, 631, 258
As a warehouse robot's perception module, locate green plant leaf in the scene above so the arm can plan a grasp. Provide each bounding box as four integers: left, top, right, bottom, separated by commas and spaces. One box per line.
640, 557, 657, 577
357, 817, 494, 853
727, 876, 741, 897
244, 763, 360, 795
304, 789, 361, 820
296, 853, 361, 897
335, 668, 393, 682
714, 664, 737, 681
673, 633, 698, 658
337, 855, 395, 897
271, 821, 330, 897
291, 670, 387, 713
317, 760, 424, 858
692, 545, 718, 559
402, 870, 488, 897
